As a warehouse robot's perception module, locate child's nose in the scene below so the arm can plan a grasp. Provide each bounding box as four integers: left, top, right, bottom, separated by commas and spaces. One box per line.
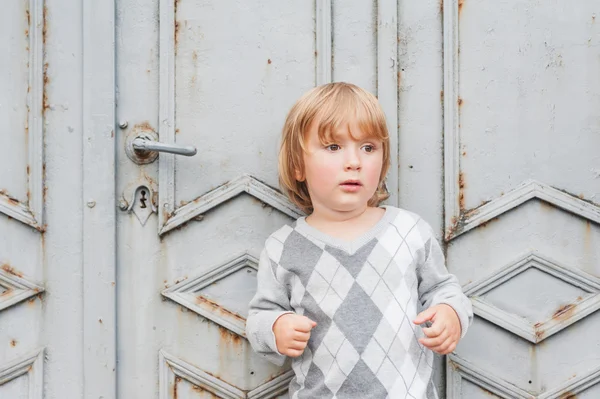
344, 148, 361, 170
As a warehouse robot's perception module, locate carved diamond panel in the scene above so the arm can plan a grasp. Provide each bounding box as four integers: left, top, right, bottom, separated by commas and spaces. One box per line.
0, 265, 44, 312
162, 252, 259, 337
464, 252, 600, 343
0, 349, 44, 397
448, 354, 600, 399
159, 350, 293, 399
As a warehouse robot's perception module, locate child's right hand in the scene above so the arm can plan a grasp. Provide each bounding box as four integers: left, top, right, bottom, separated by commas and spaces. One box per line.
272, 313, 317, 357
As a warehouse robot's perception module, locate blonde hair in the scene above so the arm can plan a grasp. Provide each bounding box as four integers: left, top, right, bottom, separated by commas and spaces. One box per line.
278, 82, 391, 214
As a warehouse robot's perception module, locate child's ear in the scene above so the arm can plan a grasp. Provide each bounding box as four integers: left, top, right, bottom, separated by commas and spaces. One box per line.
295, 169, 305, 182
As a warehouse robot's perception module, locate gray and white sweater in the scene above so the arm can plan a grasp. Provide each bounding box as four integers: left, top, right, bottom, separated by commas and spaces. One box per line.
246, 206, 473, 399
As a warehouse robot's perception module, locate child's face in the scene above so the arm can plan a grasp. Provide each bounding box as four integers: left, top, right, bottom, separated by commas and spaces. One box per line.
298, 120, 384, 216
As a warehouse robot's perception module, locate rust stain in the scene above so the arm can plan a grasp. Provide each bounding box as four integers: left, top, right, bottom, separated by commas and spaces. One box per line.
195, 296, 246, 323
479, 216, 498, 228
191, 385, 218, 398
267, 58, 272, 64
458, 172, 465, 210
174, 0, 181, 54
134, 121, 154, 131
457, 97, 463, 107
174, 20, 180, 53
559, 392, 577, 399
173, 376, 181, 398
99, 318, 103, 324
458, 0, 465, 15
2, 264, 24, 278
203, 369, 243, 389
175, 128, 180, 135
42, 6, 48, 44
0, 288, 13, 297
10, 340, 17, 347
479, 386, 496, 396
553, 303, 576, 320
440, 90, 444, 101
439, 0, 443, 14
43, 63, 50, 112
3, 192, 20, 206
219, 326, 242, 346
26, 9, 30, 27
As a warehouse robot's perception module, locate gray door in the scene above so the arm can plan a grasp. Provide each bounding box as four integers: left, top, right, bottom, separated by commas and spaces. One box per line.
114, 0, 401, 398
2, 0, 599, 398
0, 0, 86, 397
439, 1, 600, 398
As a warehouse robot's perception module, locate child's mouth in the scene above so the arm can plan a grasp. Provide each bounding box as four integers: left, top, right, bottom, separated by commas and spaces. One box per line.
340, 180, 362, 191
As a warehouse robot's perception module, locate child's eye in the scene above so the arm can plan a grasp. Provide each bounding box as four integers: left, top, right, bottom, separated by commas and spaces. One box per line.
326, 144, 340, 151
362, 145, 375, 153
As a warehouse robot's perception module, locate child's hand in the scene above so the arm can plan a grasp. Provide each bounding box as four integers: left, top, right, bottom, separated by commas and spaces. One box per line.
413, 304, 461, 355
272, 314, 317, 357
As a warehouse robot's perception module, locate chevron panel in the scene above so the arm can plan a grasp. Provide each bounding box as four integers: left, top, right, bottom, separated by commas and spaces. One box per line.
159, 350, 293, 399
0, 264, 44, 312
0, 349, 44, 398
162, 252, 259, 337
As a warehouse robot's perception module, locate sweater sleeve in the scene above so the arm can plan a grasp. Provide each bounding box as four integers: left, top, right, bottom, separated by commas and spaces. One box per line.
246, 247, 294, 366
416, 219, 473, 338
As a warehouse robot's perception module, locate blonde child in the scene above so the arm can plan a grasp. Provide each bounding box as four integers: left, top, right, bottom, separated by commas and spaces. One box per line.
246, 82, 472, 398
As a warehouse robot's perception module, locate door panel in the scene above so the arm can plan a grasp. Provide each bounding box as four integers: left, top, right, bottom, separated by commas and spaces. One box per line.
1, 0, 85, 397
116, 0, 399, 397
443, 0, 600, 397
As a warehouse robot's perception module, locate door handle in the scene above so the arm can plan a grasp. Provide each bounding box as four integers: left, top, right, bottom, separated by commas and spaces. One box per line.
132, 137, 197, 156
125, 131, 197, 164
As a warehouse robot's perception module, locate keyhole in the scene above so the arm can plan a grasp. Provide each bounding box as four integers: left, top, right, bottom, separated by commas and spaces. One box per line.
140, 190, 147, 209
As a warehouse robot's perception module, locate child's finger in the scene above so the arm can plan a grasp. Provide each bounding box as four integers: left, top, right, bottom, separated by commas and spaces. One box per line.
287, 340, 308, 351
295, 316, 317, 332
419, 333, 447, 348
413, 308, 436, 325
429, 337, 456, 354
422, 323, 445, 338
293, 330, 311, 341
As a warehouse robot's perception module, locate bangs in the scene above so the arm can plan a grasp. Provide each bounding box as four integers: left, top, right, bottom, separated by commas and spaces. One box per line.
299, 85, 389, 151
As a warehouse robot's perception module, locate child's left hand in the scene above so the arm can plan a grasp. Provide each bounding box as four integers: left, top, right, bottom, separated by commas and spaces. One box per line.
413, 304, 461, 355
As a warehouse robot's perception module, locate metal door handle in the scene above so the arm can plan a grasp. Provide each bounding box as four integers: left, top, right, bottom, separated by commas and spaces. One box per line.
132, 138, 197, 156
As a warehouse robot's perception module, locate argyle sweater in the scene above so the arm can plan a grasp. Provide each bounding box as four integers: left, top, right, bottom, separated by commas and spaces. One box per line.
246, 206, 473, 399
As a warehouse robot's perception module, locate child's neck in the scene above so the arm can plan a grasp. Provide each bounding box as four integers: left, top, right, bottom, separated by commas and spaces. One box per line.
305, 206, 385, 242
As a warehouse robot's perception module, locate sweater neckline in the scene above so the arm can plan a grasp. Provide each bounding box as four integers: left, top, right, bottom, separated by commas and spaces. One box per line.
295, 206, 397, 254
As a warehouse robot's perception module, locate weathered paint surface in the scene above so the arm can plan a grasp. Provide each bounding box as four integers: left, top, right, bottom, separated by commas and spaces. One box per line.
443, 0, 600, 397
2, 0, 599, 398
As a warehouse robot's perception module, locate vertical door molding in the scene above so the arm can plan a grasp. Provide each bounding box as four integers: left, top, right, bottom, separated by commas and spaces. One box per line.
377, 0, 399, 206
82, 0, 116, 397
443, 0, 461, 239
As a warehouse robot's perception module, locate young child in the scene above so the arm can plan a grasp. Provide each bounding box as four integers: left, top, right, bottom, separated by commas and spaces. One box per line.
246, 82, 472, 398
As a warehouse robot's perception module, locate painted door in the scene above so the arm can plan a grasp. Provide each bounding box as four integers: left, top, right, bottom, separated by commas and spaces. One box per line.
0, 0, 86, 398
114, 0, 400, 398
439, 1, 600, 398
2, 1, 599, 399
